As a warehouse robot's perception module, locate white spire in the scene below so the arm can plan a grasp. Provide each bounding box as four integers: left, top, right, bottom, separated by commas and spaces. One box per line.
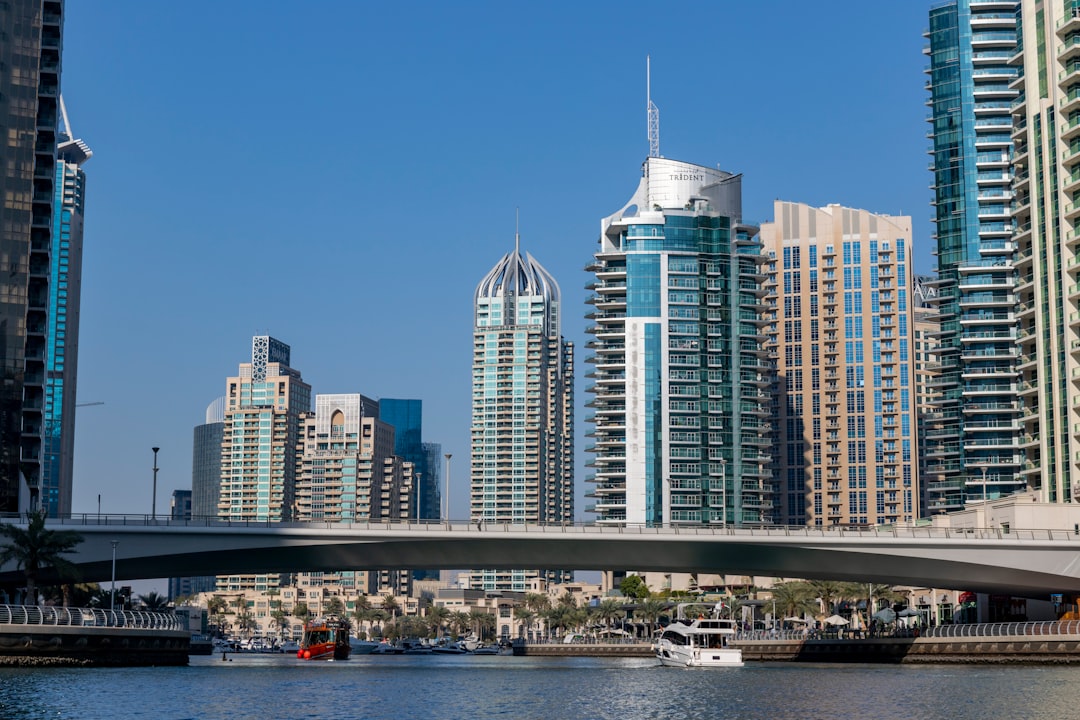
647, 56, 660, 158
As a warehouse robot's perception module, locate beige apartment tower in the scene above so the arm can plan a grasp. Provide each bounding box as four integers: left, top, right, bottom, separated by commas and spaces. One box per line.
217, 336, 311, 592
293, 393, 414, 596
762, 202, 919, 526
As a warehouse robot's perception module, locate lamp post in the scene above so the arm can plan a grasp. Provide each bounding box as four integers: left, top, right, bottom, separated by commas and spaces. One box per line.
110, 540, 119, 612
444, 453, 452, 521
151, 447, 160, 520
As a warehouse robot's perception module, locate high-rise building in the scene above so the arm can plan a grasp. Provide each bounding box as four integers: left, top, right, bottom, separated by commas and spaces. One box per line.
1008, 1, 1080, 504
585, 156, 773, 528
0, 0, 64, 513
217, 336, 310, 592
761, 201, 918, 526
471, 236, 573, 590
925, 0, 1023, 512
380, 398, 440, 521
294, 393, 413, 595
40, 97, 90, 518
191, 397, 224, 520
912, 277, 942, 518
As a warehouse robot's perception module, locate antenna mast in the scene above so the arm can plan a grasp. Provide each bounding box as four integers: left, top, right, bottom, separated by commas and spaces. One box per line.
647, 56, 660, 158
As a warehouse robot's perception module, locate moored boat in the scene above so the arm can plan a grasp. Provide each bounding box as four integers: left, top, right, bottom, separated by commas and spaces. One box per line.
654, 603, 743, 668
298, 616, 351, 660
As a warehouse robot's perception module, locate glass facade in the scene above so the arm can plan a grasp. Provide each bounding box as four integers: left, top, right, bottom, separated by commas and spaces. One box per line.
471, 242, 574, 589
41, 134, 89, 518
586, 157, 773, 528
380, 398, 440, 521
924, 0, 1023, 512
0, 0, 64, 513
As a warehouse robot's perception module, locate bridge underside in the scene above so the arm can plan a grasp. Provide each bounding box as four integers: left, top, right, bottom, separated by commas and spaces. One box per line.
3, 523, 1080, 599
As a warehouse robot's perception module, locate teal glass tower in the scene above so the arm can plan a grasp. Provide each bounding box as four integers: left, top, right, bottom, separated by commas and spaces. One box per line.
471, 236, 574, 589
585, 156, 774, 527
41, 99, 91, 517
924, 0, 1022, 512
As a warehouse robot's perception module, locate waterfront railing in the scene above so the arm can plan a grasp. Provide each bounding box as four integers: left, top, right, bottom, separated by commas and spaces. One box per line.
736, 621, 1080, 641
0, 604, 183, 631
4, 513, 1079, 543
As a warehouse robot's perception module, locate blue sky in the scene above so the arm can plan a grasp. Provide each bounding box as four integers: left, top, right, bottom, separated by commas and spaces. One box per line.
64, 1, 932, 525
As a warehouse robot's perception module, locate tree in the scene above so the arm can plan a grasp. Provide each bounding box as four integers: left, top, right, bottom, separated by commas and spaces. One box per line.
619, 575, 650, 599
0, 510, 83, 605
513, 606, 535, 638
592, 599, 625, 634
769, 581, 817, 622
351, 596, 372, 638
293, 601, 312, 623
635, 597, 667, 639
271, 609, 290, 639
448, 610, 470, 637
809, 580, 846, 618
207, 595, 229, 635
325, 596, 345, 617
137, 591, 170, 611
524, 592, 550, 614
426, 604, 450, 637
381, 594, 400, 621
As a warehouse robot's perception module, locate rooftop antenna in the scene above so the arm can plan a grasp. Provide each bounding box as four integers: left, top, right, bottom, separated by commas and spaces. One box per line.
515, 207, 521, 257
647, 55, 660, 158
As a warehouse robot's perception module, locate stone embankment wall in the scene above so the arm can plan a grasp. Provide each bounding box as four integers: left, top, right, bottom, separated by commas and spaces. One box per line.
511, 640, 653, 657
0, 624, 190, 667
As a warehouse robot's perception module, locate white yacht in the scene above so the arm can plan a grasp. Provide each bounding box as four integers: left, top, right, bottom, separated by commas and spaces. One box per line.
654, 604, 743, 668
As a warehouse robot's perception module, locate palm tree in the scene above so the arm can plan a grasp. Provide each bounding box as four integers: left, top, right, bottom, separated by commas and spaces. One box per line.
592, 599, 625, 635
270, 608, 290, 640
325, 596, 345, 617
426, 604, 450, 637
809, 580, 846, 618
381, 594, 400, 621
448, 610, 470, 637
635, 597, 667, 639
351, 596, 372, 638
513, 606, 536, 638
524, 592, 550, 614
137, 590, 170, 611
769, 581, 817, 622
0, 510, 83, 605
293, 601, 312, 623
207, 595, 229, 635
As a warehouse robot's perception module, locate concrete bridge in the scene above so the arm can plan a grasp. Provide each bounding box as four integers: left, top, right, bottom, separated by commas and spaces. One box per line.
4, 516, 1080, 598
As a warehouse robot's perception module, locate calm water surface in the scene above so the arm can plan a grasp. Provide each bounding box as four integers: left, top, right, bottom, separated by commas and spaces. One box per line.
2, 653, 1078, 720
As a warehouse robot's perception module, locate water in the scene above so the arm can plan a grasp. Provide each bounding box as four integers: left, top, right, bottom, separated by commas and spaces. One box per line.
1, 654, 1077, 720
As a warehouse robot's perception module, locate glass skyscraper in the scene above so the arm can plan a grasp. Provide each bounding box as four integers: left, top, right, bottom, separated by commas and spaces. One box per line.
41, 100, 91, 517
380, 398, 440, 521
924, 0, 1022, 511
0, 0, 64, 513
585, 156, 773, 528
471, 237, 573, 590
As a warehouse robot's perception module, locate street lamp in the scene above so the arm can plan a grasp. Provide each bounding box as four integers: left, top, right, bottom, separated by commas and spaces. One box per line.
110, 540, 119, 612
444, 453, 452, 522
151, 447, 160, 520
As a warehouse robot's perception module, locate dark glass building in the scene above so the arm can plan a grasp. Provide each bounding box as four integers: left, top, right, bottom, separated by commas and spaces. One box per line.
0, 0, 65, 513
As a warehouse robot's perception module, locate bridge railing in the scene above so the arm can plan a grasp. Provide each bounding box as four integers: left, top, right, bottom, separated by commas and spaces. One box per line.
4, 513, 1080, 543
0, 604, 183, 630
